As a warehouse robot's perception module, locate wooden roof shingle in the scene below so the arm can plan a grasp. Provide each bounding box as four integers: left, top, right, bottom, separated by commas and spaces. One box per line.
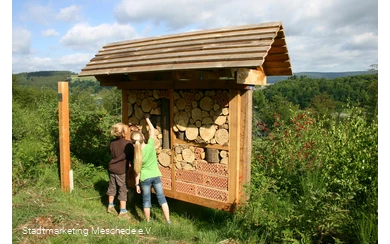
79, 21, 292, 78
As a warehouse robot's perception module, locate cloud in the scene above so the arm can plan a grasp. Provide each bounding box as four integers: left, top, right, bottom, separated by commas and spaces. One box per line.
12, 53, 93, 73
12, 28, 32, 55
342, 32, 378, 51
56, 5, 83, 23
12, 56, 54, 73
58, 53, 95, 73
113, 0, 227, 30
60, 23, 138, 52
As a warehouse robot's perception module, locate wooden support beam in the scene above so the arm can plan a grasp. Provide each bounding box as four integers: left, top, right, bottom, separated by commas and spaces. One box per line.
228, 90, 241, 208
235, 67, 267, 86
240, 89, 253, 203
58, 82, 71, 193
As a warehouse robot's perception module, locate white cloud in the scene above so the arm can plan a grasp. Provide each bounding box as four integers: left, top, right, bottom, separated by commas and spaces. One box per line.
60, 23, 138, 52
12, 53, 93, 73
58, 53, 95, 73
12, 56, 54, 73
12, 28, 32, 55
342, 32, 378, 51
56, 5, 83, 23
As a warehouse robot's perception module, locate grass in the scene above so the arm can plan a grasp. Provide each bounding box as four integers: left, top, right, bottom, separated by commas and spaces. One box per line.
12, 164, 237, 244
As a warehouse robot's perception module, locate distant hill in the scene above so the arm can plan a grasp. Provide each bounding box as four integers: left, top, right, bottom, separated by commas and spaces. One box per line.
267, 71, 372, 83
14, 70, 373, 86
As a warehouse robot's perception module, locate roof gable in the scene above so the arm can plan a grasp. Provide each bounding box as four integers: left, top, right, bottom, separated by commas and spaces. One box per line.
79, 21, 292, 78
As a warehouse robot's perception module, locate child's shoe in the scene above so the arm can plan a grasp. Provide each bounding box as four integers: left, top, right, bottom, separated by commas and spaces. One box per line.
118, 211, 131, 220
107, 206, 118, 215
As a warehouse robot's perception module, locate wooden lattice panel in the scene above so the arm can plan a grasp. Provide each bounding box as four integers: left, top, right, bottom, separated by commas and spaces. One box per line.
196, 160, 228, 177
161, 178, 172, 190
203, 174, 228, 189
196, 185, 228, 202
176, 181, 228, 202
176, 169, 203, 184
176, 169, 228, 189
176, 181, 196, 195
158, 165, 172, 179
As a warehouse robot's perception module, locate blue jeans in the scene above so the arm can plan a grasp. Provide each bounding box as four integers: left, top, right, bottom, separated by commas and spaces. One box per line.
140, 176, 167, 208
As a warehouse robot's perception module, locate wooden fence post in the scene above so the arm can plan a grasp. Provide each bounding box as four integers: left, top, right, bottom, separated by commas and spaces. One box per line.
58, 81, 71, 193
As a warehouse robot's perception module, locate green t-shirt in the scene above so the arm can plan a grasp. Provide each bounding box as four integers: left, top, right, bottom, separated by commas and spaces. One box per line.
140, 138, 162, 182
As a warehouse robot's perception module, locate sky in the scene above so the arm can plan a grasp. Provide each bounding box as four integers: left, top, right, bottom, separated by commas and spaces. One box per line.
11, 0, 379, 74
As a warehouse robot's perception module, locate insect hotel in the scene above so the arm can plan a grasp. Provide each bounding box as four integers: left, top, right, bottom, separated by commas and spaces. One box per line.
79, 21, 292, 211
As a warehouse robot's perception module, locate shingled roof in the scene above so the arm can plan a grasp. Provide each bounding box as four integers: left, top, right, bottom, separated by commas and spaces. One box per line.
78, 21, 292, 78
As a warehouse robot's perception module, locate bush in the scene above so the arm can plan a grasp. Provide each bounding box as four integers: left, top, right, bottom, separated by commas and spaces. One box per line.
233, 109, 377, 243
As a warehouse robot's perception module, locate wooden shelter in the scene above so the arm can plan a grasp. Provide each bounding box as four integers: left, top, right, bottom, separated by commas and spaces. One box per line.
79, 21, 292, 211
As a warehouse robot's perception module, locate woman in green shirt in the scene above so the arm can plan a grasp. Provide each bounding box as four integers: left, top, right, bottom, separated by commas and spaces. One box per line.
130, 115, 171, 224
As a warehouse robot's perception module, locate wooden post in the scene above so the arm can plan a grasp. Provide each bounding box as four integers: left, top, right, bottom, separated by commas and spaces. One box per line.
161, 98, 170, 149
58, 81, 71, 193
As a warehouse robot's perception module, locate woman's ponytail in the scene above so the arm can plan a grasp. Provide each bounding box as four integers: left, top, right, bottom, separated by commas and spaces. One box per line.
133, 141, 142, 174
130, 131, 144, 174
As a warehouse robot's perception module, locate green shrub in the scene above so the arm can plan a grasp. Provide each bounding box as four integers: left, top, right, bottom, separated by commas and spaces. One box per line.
235, 109, 377, 243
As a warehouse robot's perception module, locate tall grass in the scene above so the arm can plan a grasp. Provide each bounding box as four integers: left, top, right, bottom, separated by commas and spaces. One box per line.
13, 163, 237, 243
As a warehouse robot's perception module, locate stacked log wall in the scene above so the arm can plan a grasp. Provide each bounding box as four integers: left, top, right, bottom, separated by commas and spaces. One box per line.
125, 88, 232, 203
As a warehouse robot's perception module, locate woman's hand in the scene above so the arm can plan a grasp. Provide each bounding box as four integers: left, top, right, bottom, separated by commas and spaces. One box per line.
136, 185, 141, 194
144, 114, 155, 138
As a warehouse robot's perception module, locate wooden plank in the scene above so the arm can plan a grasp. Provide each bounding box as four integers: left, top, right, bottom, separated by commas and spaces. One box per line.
82, 52, 266, 71
113, 70, 232, 81
174, 138, 229, 151
94, 44, 272, 62
101, 24, 280, 51
163, 189, 234, 211
95, 69, 234, 83
116, 80, 251, 90
264, 53, 290, 61
228, 90, 240, 204
172, 70, 229, 80
122, 89, 129, 139
172, 80, 250, 90
264, 66, 293, 76
169, 89, 176, 193
267, 45, 288, 54
235, 68, 267, 86
117, 81, 174, 90
240, 89, 253, 203
58, 82, 71, 193
272, 38, 288, 46
79, 60, 262, 76
99, 81, 119, 86
263, 60, 291, 68
161, 98, 170, 149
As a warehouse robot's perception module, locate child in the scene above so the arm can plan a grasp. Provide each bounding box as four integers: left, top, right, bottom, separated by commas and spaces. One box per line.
130, 115, 171, 224
106, 123, 133, 219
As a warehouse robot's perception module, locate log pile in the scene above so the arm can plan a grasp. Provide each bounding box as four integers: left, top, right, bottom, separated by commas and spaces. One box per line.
174, 144, 229, 170
127, 89, 231, 170
173, 89, 230, 146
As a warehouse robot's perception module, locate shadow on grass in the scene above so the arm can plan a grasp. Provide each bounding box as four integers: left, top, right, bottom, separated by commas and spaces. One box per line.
93, 179, 233, 229
165, 196, 233, 226
93, 179, 144, 222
